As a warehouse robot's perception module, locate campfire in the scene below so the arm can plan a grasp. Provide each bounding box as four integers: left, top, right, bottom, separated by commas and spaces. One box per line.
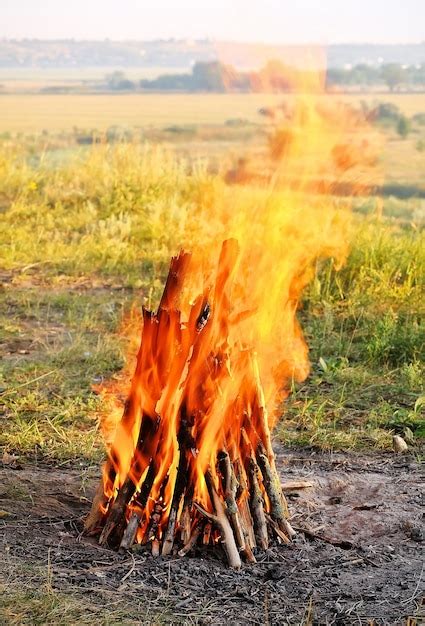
85, 95, 369, 567
86, 241, 298, 568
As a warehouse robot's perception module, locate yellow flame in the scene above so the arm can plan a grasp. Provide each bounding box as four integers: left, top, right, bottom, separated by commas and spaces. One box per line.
96, 68, 378, 525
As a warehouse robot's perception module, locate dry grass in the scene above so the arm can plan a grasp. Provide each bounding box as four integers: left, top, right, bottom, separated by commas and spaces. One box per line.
0, 93, 424, 133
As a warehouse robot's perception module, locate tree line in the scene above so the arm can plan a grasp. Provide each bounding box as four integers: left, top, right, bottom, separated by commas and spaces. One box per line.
105, 61, 425, 93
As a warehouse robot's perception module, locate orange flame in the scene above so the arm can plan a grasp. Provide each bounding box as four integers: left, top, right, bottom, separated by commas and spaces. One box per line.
95, 74, 376, 537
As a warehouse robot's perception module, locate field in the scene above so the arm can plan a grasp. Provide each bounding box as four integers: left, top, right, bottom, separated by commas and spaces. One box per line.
0, 92, 424, 624
0, 92, 424, 133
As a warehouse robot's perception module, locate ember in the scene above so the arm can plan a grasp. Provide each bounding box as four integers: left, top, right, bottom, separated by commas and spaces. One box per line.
86, 94, 370, 567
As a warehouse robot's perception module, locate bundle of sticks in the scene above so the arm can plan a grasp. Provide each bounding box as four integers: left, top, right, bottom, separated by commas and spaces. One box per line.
85, 240, 295, 568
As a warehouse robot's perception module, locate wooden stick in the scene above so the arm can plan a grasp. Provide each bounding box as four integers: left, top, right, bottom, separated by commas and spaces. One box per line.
98, 410, 161, 547
179, 501, 192, 545
247, 456, 269, 550
194, 472, 241, 569
281, 480, 314, 491
257, 442, 295, 539
161, 505, 178, 556
162, 417, 193, 556
151, 539, 160, 557
98, 477, 137, 547
178, 522, 203, 557
218, 451, 256, 563
239, 498, 256, 550
119, 511, 142, 551
118, 462, 156, 550
218, 452, 245, 546
235, 459, 256, 550
84, 478, 109, 533
265, 513, 290, 544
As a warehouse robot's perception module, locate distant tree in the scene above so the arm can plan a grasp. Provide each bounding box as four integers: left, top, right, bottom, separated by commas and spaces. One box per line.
381, 64, 405, 92
348, 64, 380, 85
140, 73, 192, 90
410, 64, 425, 87
191, 61, 235, 92
326, 67, 348, 88
105, 71, 136, 91
397, 115, 411, 139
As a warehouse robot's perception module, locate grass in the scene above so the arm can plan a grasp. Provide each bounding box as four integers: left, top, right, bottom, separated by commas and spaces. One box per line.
1, 570, 171, 625
0, 588, 137, 626
279, 218, 424, 449
0, 130, 424, 462
0, 92, 424, 133
0, 288, 130, 462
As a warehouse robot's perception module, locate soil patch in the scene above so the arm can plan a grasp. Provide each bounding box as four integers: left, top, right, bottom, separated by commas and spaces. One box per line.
1, 448, 423, 625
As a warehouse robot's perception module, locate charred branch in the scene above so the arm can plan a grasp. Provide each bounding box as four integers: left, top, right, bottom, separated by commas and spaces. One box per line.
256, 442, 295, 540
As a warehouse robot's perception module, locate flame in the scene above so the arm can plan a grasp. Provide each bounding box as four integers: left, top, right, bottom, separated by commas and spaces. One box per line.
94, 71, 376, 540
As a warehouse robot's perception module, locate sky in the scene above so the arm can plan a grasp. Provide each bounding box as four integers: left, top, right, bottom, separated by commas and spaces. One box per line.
0, 0, 423, 44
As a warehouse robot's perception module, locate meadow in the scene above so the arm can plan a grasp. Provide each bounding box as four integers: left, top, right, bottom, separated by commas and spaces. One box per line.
0, 107, 424, 462
0, 91, 424, 625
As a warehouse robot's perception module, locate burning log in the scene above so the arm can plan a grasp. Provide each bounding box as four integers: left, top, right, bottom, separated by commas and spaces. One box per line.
161, 415, 194, 556
86, 242, 295, 567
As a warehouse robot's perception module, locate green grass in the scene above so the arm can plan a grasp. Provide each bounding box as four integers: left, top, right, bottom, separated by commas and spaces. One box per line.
0, 140, 424, 460
279, 218, 424, 449
0, 289, 132, 462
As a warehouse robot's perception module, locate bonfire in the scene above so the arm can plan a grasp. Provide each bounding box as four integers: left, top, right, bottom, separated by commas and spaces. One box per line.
85, 92, 370, 568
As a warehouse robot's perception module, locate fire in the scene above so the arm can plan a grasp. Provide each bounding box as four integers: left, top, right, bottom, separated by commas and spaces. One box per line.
86, 75, 375, 565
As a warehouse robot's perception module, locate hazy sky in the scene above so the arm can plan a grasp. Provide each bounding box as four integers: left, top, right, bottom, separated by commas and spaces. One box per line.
0, 0, 423, 44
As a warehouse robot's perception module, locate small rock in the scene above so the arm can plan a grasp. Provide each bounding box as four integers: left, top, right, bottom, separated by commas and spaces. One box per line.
393, 435, 408, 453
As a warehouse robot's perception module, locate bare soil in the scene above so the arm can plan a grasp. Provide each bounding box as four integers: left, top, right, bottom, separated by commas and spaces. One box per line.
0, 447, 423, 625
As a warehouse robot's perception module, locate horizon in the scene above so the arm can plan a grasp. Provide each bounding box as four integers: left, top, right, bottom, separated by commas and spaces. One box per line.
1, 37, 424, 46
1, 0, 423, 45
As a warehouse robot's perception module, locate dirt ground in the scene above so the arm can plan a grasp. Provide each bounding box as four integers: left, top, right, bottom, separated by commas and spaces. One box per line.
0, 446, 423, 625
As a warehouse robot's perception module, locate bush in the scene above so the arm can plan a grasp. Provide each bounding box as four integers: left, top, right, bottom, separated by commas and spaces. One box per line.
373, 102, 401, 123
397, 115, 411, 139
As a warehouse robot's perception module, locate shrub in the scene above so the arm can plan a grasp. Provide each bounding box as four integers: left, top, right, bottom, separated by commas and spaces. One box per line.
397, 115, 411, 139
